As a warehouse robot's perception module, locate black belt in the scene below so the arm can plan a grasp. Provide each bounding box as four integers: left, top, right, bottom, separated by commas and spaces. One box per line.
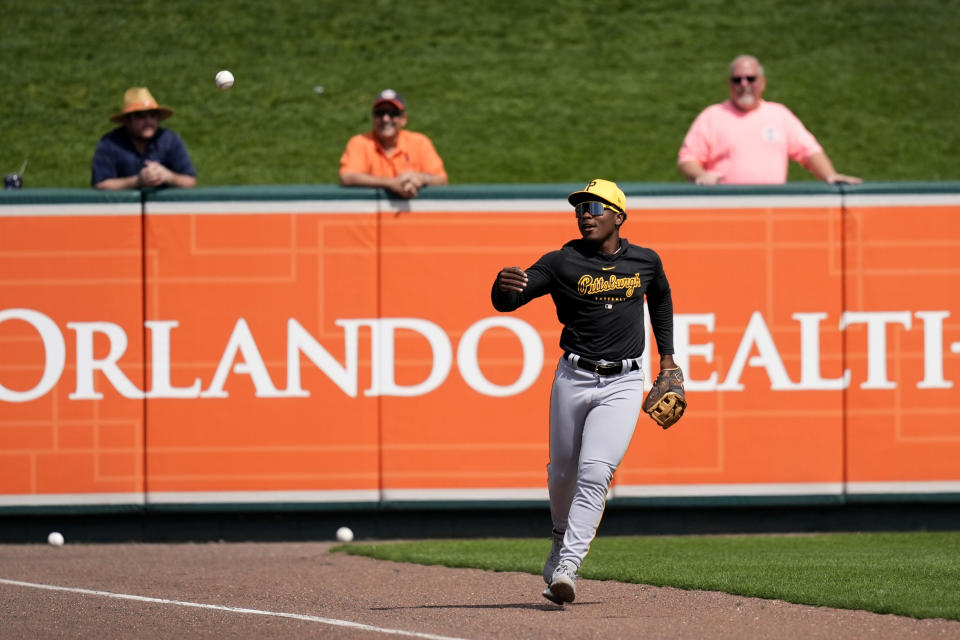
563, 351, 640, 376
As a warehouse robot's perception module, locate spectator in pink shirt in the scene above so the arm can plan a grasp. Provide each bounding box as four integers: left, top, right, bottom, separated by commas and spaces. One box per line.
678, 55, 861, 186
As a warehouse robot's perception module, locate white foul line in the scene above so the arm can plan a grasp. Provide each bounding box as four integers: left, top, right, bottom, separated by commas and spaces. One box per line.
0, 577, 467, 640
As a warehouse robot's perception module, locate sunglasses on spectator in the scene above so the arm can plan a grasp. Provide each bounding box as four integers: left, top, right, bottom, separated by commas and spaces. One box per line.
729, 75, 758, 84
373, 108, 404, 119
574, 201, 618, 218
129, 110, 160, 119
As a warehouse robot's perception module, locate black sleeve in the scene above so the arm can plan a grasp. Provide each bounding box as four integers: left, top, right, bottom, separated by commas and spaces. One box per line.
646, 254, 675, 356
491, 253, 555, 312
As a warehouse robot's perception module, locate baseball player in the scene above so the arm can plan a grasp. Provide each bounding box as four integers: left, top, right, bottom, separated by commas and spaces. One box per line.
491, 178, 684, 605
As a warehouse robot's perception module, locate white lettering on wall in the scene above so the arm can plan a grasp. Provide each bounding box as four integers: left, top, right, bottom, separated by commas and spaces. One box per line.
915, 311, 952, 389
201, 318, 288, 398
839, 311, 911, 389
672, 313, 719, 391
68, 321, 144, 399
285, 318, 359, 397
1, 308, 956, 401
361, 318, 452, 397
794, 312, 850, 390
145, 320, 202, 398
718, 311, 801, 391
0, 309, 66, 403
456, 316, 543, 397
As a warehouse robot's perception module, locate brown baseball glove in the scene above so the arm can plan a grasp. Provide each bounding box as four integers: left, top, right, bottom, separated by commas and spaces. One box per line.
643, 368, 686, 429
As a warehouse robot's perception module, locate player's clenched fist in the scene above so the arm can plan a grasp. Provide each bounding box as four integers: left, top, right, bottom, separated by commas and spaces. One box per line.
497, 267, 528, 292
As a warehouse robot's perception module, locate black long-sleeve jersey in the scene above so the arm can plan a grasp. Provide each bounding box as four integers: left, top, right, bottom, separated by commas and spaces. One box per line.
491, 237, 675, 361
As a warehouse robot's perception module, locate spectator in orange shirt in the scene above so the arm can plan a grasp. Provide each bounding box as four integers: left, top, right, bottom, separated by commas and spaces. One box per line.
339, 89, 447, 198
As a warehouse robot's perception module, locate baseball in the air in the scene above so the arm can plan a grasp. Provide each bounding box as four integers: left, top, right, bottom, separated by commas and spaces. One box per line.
336, 526, 354, 542
47, 531, 65, 547
215, 70, 235, 90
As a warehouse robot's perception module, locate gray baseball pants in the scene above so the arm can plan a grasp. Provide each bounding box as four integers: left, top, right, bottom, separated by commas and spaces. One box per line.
548, 356, 645, 569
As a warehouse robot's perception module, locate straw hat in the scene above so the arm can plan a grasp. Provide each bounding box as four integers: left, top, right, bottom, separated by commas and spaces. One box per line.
110, 87, 174, 123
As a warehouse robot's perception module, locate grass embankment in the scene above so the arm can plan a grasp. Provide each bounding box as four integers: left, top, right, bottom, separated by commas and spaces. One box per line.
2, 1, 959, 187
339, 531, 960, 620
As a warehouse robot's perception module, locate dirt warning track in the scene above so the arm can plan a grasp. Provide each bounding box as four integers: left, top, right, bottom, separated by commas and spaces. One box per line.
1, 542, 956, 639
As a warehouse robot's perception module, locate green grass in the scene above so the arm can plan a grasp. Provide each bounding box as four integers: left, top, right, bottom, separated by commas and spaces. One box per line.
2, 1, 959, 188
337, 532, 960, 620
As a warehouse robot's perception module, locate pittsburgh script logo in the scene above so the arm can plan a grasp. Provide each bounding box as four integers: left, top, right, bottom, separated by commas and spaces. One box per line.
578, 273, 642, 297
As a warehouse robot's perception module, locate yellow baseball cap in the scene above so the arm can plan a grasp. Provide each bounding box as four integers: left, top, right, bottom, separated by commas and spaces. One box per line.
567, 178, 626, 214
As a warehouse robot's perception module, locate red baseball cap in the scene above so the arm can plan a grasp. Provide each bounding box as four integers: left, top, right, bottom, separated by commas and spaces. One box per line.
372, 89, 405, 111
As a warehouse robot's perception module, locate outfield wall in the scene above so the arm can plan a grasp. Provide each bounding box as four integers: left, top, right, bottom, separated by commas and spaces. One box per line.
2, 182, 959, 514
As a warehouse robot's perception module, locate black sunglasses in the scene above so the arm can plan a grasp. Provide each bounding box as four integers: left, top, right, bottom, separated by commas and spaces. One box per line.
373, 108, 403, 119
729, 75, 758, 84
574, 201, 617, 218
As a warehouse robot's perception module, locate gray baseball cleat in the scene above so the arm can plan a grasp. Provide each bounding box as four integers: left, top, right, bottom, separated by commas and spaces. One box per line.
542, 529, 564, 584
545, 560, 578, 604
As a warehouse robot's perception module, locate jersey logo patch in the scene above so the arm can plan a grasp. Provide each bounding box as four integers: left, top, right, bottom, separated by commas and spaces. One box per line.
578, 273, 642, 298
601, 265, 616, 271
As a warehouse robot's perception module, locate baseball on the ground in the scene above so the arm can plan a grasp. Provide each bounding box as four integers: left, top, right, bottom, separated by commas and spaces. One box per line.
336, 526, 354, 542
215, 70, 235, 90
47, 531, 65, 547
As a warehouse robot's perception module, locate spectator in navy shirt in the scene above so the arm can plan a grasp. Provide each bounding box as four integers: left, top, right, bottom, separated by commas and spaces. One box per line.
91, 87, 197, 190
